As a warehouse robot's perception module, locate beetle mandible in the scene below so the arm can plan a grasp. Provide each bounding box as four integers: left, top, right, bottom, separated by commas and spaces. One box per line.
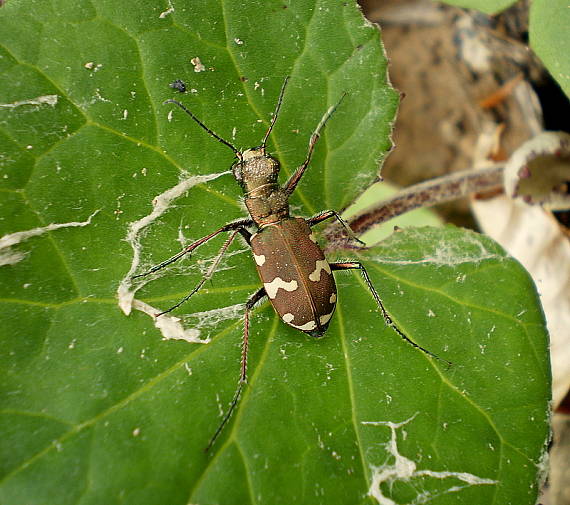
135, 77, 439, 450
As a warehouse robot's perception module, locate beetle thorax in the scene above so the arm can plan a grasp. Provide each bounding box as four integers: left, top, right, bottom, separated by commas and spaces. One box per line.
233, 148, 290, 226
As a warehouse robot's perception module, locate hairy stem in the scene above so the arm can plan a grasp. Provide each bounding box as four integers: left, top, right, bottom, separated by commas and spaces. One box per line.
326, 165, 505, 247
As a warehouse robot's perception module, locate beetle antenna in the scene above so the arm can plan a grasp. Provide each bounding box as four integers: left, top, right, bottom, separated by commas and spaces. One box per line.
163, 99, 241, 157
261, 76, 290, 149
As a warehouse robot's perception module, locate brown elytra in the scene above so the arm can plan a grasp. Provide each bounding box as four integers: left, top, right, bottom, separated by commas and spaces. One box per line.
251, 217, 336, 338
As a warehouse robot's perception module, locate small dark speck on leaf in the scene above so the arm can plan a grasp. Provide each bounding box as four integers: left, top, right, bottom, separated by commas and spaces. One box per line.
169, 80, 187, 93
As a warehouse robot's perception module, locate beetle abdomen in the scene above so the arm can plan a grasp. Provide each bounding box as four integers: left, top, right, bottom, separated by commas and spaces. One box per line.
250, 218, 336, 337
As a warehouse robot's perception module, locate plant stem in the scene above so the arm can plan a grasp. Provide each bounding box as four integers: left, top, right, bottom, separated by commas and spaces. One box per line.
326, 165, 505, 247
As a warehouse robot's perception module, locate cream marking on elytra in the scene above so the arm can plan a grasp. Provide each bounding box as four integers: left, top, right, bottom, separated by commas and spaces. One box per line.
308, 232, 318, 243
308, 259, 331, 282
362, 414, 497, 505
319, 310, 335, 326
290, 320, 317, 331
264, 277, 299, 299
117, 171, 230, 343
253, 253, 266, 266
0, 210, 99, 267
282, 313, 295, 323
329, 293, 337, 304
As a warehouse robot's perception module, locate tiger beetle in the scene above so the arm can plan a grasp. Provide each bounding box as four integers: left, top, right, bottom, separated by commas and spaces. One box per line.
135, 77, 442, 451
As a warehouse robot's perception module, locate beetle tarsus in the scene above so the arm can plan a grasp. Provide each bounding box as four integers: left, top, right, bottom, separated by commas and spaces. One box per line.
331, 261, 451, 366
308, 209, 365, 246
156, 228, 245, 316
134, 219, 253, 281
205, 287, 266, 452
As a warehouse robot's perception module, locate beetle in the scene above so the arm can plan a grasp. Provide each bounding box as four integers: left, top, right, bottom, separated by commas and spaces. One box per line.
135, 77, 440, 450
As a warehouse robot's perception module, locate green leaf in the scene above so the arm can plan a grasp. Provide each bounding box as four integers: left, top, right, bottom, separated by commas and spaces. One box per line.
0, 1, 549, 505
435, 0, 517, 15
530, 0, 570, 98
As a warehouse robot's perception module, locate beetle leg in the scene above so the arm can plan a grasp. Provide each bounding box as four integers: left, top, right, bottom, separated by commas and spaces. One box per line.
331, 262, 450, 365
307, 210, 365, 245
205, 287, 267, 452
133, 218, 253, 279
157, 226, 251, 316
283, 93, 347, 195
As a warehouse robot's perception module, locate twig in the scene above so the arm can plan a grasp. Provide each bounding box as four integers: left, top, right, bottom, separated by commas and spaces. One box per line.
326, 165, 505, 247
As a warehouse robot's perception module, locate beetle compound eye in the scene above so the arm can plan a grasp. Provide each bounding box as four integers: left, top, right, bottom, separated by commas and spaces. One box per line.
231, 162, 244, 183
